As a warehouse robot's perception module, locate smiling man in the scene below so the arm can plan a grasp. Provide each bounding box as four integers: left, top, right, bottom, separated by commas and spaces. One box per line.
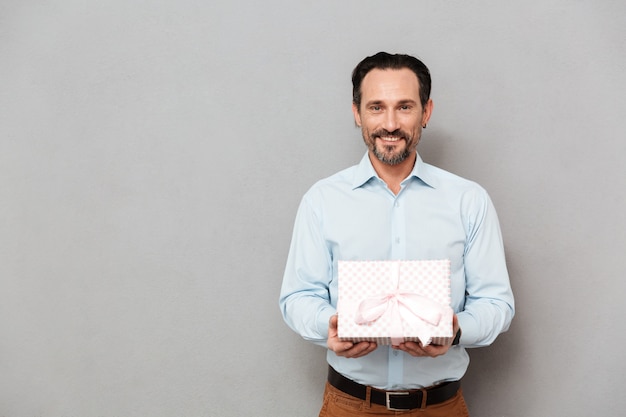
280, 52, 514, 416
354, 65, 433, 194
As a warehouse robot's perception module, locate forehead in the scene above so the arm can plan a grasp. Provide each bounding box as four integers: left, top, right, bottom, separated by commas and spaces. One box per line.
360, 68, 421, 104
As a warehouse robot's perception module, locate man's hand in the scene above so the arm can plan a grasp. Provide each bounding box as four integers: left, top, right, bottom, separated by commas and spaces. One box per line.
327, 315, 377, 358
395, 314, 460, 358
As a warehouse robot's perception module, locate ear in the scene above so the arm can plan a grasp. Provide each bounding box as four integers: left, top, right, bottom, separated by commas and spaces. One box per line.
421, 99, 434, 127
352, 103, 362, 127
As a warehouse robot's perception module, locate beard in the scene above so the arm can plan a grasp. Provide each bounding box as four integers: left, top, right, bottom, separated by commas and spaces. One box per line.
364, 128, 417, 166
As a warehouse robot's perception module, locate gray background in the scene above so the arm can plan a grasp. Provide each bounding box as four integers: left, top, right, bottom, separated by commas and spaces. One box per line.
1, 1, 625, 416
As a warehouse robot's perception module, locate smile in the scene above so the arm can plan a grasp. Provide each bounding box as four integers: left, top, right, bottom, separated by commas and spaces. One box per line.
378, 136, 404, 142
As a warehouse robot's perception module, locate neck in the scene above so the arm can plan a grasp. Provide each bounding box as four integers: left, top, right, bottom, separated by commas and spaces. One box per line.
369, 151, 417, 195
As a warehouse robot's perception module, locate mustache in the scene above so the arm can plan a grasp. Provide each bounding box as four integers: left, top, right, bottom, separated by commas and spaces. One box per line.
371, 129, 411, 140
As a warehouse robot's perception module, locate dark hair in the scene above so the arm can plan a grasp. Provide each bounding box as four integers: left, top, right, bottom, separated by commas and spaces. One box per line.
352, 52, 431, 109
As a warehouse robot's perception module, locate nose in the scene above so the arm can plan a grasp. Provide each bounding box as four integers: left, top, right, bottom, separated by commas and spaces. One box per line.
383, 110, 400, 132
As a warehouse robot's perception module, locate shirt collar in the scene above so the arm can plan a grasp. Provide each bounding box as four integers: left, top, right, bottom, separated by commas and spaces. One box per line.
351, 151, 438, 190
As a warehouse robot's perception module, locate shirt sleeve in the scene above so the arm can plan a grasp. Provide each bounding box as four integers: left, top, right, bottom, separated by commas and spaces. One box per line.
457, 187, 515, 347
279, 194, 336, 347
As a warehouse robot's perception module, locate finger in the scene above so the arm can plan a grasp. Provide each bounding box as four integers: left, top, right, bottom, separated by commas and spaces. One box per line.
328, 339, 354, 354
329, 315, 339, 332
397, 341, 428, 357
345, 342, 377, 358
421, 343, 450, 358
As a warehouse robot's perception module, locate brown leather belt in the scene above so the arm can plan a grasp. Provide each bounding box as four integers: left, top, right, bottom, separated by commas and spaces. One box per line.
327, 366, 461, 411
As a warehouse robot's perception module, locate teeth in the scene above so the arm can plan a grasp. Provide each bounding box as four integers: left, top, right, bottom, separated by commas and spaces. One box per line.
380, 136, 401, 142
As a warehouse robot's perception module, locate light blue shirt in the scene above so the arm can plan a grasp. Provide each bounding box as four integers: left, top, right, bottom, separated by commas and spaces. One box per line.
279, 152, 514, 389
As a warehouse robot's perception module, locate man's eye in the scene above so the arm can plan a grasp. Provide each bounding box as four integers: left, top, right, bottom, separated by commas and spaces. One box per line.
370, 106, 381, 111
400, 105, 411, 110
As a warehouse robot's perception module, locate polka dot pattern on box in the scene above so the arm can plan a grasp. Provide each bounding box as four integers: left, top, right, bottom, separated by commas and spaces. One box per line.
337, 260, 453, 346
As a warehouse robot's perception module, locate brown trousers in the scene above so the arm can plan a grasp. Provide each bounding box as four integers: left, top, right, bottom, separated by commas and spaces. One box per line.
319, 382, 470, 417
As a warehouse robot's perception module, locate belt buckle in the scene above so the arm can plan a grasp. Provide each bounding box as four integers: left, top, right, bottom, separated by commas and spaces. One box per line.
385, 391, 410, 411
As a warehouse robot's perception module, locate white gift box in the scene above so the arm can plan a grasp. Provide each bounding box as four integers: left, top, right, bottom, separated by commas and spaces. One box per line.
337, 260, 453, 346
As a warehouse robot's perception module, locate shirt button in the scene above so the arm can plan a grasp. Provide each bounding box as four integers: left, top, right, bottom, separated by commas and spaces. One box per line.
395, 237, 401, 244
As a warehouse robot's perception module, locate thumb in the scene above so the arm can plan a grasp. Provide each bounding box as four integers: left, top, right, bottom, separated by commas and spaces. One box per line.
329, 314, 338, 330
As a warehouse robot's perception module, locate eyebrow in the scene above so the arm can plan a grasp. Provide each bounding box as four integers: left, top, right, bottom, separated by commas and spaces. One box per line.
364, 99, 418, 107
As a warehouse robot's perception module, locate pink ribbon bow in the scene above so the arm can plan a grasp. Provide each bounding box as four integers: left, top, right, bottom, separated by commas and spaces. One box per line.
354, 262, 445, 346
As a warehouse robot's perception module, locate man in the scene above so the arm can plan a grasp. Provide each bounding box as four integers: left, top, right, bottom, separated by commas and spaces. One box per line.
279, 52, 514, 416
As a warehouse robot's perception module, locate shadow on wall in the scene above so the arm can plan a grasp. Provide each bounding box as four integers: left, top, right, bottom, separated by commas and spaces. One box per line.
462, 249, 525, 414
417, 128, 454, 170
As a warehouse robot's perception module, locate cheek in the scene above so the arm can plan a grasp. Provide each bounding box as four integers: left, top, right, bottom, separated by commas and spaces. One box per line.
399, 113, 421, 126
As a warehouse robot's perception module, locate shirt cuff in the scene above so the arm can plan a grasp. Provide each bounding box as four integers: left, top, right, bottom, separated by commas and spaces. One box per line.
317, 306, 337, 339
456, 313, 477, 346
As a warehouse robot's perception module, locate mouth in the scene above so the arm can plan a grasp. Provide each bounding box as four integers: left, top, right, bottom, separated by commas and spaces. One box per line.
372, 129, 409, 144
378, 136, 404, 142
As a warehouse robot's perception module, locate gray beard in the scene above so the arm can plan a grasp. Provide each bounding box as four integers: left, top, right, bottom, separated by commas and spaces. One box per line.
373, 144, 411, 165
